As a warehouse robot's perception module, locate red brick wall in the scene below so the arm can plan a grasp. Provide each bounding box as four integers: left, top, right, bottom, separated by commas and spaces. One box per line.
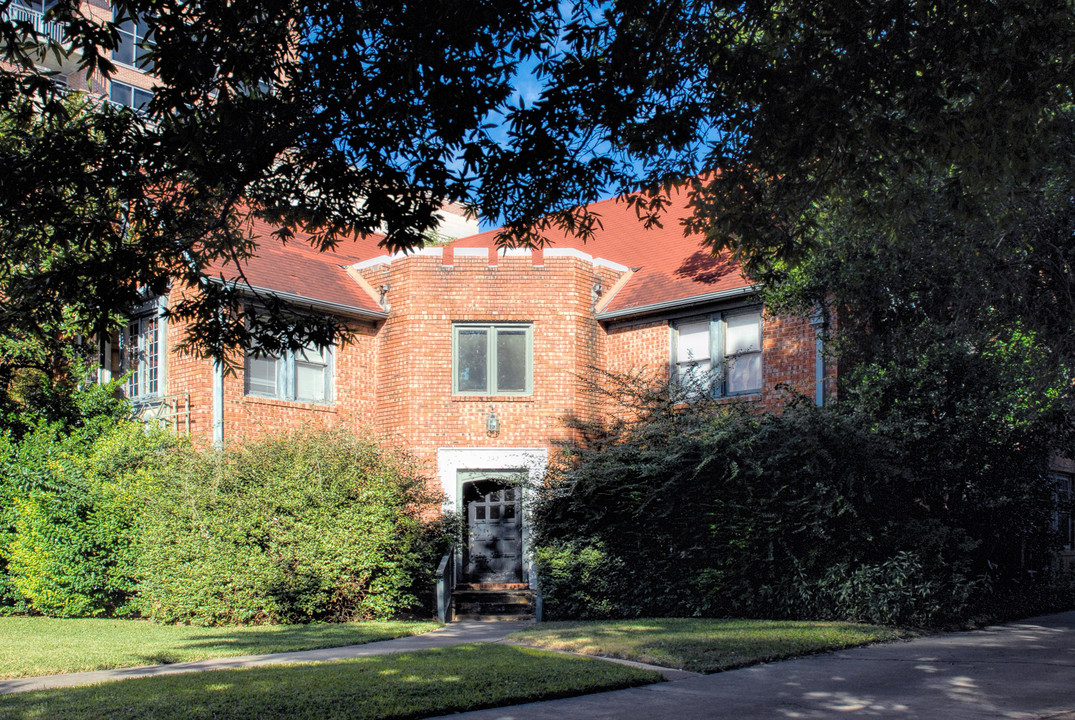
603, 311, 825, 412
219, 321, 379, 444
163, 287, 380, 446
162, 250, 827, 466
362, 250, 613, 477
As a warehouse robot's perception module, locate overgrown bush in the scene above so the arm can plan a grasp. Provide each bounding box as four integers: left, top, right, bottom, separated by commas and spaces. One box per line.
0, 382, 169, 617
134, 430, 443, 625
533, 366, 1067, 625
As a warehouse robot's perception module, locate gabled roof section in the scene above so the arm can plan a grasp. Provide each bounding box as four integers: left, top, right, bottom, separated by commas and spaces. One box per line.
450, 188, 754, 319
208, 217, 387, 318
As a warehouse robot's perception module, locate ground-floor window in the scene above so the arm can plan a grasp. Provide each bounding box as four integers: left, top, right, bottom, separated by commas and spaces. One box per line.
122, 313, 162, 400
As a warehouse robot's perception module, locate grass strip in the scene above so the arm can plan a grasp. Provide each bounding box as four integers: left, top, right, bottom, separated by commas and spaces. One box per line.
0, 618, 440, 679
509, 618, 911, 673
0, 644, 663, 720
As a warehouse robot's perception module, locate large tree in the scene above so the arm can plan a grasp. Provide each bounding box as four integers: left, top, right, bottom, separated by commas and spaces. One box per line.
1, 0, 1072, 366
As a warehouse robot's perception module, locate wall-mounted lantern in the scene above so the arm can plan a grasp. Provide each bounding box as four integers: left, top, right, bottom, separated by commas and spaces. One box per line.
486, 406, 500, 436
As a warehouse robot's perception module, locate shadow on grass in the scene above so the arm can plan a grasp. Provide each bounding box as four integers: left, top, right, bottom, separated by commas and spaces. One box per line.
512, 619, 909, 674
0, 645, 663, 720
130, 622, 439, 667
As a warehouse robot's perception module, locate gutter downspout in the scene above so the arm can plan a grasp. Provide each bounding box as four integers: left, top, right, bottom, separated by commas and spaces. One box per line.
810, 309, 826, 407
212, 361, 224, 448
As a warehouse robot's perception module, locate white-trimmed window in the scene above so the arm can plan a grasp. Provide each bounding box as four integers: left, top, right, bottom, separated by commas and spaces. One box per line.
113, 10, 154, 69
1054, 473, 1073, 551
109, 80, 153, 112
244, 343, 334, 404
122, 314, 162, 399
672, 307, 763, 397
453, 323, 533, 396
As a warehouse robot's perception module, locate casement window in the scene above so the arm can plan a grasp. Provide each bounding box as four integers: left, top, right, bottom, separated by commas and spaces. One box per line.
1054, 473, 1074, 551
113, 10, 154, 69
122, 314, 162, 400
244, 343, 334, 404
452, 323, 533, 396
672, 307, 763, 397
109, 80, 153, 112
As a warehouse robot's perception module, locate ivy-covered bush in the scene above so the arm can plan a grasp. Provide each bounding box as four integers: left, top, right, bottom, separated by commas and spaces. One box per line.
0, 383, 169, 617
134, 430, 443, 625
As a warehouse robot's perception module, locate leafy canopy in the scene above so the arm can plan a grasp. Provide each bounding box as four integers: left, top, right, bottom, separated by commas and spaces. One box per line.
1, 0, 1072, 362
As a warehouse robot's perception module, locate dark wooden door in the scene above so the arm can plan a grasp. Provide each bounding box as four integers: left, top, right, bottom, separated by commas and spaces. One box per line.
465, 485, 522, 583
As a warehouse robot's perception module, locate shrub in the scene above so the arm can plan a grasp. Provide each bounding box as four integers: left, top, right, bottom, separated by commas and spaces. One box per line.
534, 541, 632, 620
532, 369, 1064, 625
134, 430, 443, 625
0, 416, 169, 616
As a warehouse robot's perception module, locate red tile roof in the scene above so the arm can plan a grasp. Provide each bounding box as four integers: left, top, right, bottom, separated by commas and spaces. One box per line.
208, 217, 386, 315
213, 191, 751, 319
451, 189, 754, 317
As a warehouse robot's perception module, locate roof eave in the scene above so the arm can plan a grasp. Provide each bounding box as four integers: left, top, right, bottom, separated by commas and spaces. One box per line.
595, 285, 761, 322
209, 278, 389, 320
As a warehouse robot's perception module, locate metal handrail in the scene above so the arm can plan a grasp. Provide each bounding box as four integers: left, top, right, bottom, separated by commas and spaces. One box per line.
435, 547, 456, 623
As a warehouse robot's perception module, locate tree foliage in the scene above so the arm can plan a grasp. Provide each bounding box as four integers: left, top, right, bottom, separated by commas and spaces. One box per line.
3, 1, 1071, 361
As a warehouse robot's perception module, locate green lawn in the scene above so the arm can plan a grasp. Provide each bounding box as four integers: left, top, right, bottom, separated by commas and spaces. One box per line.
0, 617, 440, 679
508, 618, 911, 673
0, 644, 662, 720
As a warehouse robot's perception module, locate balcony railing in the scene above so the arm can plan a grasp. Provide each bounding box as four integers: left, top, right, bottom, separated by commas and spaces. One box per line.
1, 5, 67, 45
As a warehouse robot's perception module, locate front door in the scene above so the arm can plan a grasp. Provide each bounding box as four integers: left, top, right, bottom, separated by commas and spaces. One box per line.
465, 483, 522, 583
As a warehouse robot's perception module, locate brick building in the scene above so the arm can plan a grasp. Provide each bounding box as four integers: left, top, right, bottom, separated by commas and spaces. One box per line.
110, 192, 836, 588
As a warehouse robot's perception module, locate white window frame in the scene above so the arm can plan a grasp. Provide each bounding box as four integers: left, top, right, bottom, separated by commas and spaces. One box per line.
121, 301, 166, 401
243, 343, 335, 405
452, 323, 533, 397
671, 307, 764, 398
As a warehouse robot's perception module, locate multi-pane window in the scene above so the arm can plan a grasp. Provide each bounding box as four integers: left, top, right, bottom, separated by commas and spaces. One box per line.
1055, 474, 1074, 551
453, 323, 532, 396
673, 307, 763, 397
124, 315, 160, 399
244, 344, 333, 404
113, 10, 154, 69
109, 80, 153, 112
10, 0, 58, 14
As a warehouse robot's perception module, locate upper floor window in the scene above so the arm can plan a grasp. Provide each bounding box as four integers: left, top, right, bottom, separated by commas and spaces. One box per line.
672, 307, 763, 398
10, 0, 57, 15
453, 323, 532, 396
109, 80, 152, 112
113, 10, 154, 69
245, 343, 334, 404
123, 314, 161, 399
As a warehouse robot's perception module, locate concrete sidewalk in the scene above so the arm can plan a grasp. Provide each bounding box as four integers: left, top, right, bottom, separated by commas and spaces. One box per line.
0, 620, 529, 695
433, 611, 1075, 720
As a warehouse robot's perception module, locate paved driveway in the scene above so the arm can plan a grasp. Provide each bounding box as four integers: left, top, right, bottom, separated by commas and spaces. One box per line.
438, 611, 1075, 720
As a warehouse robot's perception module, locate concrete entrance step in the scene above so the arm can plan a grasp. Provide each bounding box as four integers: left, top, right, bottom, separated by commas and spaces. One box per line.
455, 582, 529, 591
452, 587, 535, 621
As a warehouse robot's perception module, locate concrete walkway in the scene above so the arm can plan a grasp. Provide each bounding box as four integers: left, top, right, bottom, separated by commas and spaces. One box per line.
433, 611, 1075, 720
0, 620, 529, 694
